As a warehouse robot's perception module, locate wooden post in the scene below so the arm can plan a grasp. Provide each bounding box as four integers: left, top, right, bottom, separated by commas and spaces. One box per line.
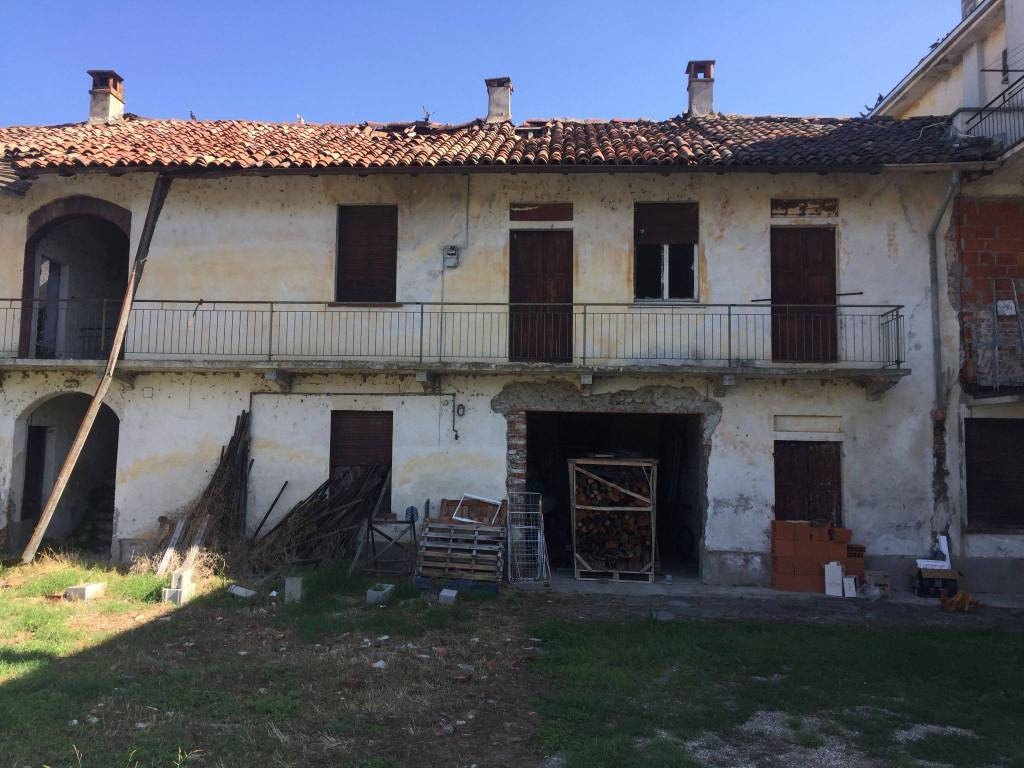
21, 176, 173, 564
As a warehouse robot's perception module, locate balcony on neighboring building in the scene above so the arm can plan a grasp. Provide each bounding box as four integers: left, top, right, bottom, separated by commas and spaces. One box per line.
0, 298, 907, 384
962, 73, 1024, 156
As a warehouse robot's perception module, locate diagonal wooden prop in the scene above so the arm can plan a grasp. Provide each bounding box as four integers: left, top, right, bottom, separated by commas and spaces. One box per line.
21, 176, 173, 563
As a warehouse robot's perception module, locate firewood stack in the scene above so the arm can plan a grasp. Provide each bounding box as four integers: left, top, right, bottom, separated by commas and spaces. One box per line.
570, 459, 657, 581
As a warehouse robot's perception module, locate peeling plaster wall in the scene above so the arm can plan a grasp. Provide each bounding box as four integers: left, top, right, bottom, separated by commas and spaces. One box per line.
2, 168, 1021, 586
0, 169, 948, 311
891, 21, 1007, 119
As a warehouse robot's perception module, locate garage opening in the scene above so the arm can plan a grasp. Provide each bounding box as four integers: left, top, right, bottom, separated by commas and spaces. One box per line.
525, 411, 703, 577
17, 393, 119, 554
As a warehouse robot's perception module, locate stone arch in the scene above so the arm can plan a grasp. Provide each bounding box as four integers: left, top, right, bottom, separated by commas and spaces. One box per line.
8, 391, 121, 555
19, 196, 132, 358
25, 195, 132, 244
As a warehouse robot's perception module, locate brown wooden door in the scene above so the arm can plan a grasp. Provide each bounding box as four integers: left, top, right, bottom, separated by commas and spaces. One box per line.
21, 426, 48, 522
965, 418, 1024, 530
771, 228, 837, 362
330, 411, 393, 477
774, 441, 842, 525
509, 230, 573, 362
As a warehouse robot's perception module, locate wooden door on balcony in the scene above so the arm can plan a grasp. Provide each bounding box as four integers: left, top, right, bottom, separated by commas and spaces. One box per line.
771, 227, 837, 362
509, 230, 573, 363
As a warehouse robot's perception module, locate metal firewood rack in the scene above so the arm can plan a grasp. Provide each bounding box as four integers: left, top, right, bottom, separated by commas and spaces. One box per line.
569, 457, 657, 582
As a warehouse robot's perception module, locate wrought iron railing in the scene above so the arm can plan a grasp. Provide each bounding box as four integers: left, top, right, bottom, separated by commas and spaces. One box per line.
963, 73, 1024, 153
0, 299, 905, 369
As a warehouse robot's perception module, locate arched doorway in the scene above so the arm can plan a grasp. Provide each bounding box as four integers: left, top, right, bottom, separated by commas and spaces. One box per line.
16, 394, 119, 554
19, 196, 130, 360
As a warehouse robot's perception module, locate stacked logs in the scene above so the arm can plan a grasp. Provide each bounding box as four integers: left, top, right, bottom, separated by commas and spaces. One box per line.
573, 463, 654, 573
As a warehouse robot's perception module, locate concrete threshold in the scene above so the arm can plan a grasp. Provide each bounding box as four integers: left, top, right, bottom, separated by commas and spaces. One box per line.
516, 571, 1024, 610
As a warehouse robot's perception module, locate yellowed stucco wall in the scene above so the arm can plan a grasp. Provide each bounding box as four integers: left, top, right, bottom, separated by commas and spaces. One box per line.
2, 167, 1019, 586
893, 22, 1007, 118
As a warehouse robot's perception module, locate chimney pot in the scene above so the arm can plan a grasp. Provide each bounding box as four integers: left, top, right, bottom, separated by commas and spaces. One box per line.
485, 76, 513, 123
685, 60, 715, 117
87, 69, 124, 124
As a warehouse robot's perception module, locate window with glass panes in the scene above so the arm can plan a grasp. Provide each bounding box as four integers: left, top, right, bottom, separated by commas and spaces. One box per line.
633, 203, 699, 301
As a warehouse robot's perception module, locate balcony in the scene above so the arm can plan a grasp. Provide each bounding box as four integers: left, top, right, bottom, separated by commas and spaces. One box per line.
0, 298, 906, 383
962, 74, 1024, 156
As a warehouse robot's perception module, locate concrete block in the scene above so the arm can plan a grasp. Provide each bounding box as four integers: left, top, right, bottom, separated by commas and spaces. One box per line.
64, 583, 105, 601
366, 583, 395, 607
161, 586, 193, 605
227, 585, 257, 599
284, 577, 303, 604
170, 569, 193, 591
438, 588, 458, 606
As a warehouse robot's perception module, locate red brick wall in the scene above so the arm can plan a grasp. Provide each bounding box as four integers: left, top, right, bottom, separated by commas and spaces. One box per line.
505, 410, 527, 495
952, 198, 1024, 390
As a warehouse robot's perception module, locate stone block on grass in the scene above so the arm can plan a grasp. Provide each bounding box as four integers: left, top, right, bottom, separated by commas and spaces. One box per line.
161, 587, 193, 605
284, 577, 303, 604
170, 569, 193, 591
366, 583, 395, 607
64, 583, 105, 601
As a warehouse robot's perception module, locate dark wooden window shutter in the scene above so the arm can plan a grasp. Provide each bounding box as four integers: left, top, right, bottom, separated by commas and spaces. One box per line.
634, 203, 699, 245
336, 205, 398, 302
965, 418, 1024, 530
330, 411, 393, 476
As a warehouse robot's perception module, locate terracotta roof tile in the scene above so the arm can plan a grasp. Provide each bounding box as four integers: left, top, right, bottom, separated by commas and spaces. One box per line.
0, 113, 995, 175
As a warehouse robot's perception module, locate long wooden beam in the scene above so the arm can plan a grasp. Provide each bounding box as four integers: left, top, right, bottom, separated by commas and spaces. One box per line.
21, 175, 173, 563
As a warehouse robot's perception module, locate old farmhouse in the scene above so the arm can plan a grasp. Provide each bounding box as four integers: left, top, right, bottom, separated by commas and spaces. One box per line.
2, 9, 1023, 591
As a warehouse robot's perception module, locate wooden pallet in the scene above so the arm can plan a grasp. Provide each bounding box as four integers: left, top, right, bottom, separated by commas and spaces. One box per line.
416, 521, 505, 583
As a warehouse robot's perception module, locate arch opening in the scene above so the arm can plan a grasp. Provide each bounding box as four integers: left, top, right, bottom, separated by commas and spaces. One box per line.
19, 199, 131, 360
14, 393, 119, 555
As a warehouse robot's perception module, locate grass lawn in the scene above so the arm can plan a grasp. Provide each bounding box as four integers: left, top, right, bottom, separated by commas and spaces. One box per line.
532, 618, 1024, 768
1, 555, 1023, 767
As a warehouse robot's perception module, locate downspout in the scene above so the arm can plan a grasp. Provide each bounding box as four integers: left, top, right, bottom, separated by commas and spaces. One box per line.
927, 170, 960, 532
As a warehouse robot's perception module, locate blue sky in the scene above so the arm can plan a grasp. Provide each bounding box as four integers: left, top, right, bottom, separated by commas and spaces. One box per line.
0, 1, 961, 127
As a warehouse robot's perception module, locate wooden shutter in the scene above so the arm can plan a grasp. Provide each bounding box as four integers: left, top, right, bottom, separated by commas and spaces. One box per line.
336, 205, 397, 302
330, 411, 393, 476
634, 203, 698, 245
774, 441, 842, 525
965, 418, 1024, 530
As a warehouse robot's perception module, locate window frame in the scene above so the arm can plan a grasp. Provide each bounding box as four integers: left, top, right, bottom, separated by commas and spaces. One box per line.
633, 242, 698, 303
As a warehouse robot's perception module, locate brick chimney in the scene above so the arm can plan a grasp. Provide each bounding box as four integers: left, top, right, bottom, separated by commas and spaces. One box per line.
485, 77, 512, 123
685, 60, 715, 116
87, 70, 124, 124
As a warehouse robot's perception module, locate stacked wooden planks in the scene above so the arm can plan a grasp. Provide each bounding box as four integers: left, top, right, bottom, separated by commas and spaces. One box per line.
416, 520, 505, 583
570, 458, 657, 582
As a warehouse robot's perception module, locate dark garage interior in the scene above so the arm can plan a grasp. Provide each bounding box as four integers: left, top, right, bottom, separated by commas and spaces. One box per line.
525, 411, 703, 577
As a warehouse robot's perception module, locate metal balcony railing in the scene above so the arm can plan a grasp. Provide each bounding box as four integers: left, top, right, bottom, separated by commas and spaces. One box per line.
963, 73, 1024, 154
0, 298, 906, 369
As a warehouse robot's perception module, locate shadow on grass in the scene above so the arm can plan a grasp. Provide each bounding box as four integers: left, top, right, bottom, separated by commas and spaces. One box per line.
529, 616, 1024, 768
0, 562, 480, 768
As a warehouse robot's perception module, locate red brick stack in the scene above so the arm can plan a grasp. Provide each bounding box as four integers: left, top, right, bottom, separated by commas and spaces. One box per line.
771, 521, 864, 593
